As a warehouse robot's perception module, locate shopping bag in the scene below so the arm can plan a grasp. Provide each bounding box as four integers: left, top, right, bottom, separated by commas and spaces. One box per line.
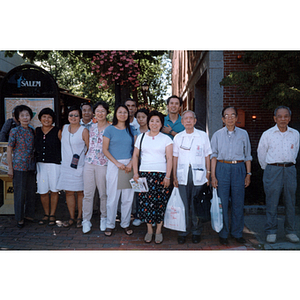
210, 188, 223, 233
164, 187, 186, 232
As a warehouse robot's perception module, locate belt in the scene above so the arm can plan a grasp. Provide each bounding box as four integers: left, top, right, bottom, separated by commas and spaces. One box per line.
218, 160, 244, 164
269, 163, 294, 167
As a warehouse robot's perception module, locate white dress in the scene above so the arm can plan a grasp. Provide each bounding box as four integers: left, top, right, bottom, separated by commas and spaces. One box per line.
56, 125, 86, 191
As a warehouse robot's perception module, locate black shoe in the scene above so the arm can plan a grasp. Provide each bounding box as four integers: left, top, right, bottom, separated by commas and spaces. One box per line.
17, 222, 24, 229
192, 235, 201, 244
177, 236, 186, 244
235, 237, 246, 244
219, 237, 228, 245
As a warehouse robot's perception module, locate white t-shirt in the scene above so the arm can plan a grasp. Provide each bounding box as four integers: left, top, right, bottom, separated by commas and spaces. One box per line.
135, 132, 173, 172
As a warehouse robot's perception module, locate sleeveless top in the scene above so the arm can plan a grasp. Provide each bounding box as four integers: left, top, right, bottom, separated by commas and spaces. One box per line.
35, 126, 61, 164
61, 125, 86, 169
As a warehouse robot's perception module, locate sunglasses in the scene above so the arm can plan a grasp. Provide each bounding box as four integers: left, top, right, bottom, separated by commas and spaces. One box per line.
69, 114, 79, 118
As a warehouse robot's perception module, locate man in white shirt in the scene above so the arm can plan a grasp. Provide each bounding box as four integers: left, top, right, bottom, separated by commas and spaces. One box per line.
173, 110, 212, 244
125, 98, 139, 130
80, 102, 93, 130
257, 106, 300, 244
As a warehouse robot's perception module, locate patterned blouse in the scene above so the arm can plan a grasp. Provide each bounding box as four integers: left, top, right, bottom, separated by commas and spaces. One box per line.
85, 123, 108, 166
8, 126, 35, 171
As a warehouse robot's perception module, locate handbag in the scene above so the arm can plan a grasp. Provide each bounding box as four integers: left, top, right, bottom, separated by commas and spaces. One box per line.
210, 187, 223, 233
163, 187, 186, 232
193, 185, 212, 223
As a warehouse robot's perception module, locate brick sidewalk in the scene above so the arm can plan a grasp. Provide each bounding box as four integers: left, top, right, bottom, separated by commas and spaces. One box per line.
0, 193, 261, 250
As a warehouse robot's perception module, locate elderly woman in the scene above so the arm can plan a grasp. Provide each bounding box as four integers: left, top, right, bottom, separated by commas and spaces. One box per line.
102, 104, 137, 237
7, 105, 36, 228
82, 101, 110, 234
35, 108, 62, 226
132, 110, 173, 244
56, 105, 89, 228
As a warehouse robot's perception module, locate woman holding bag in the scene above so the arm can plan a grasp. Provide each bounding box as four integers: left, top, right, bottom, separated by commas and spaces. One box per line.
132, 110, 173, 244
56, 105, 89, 228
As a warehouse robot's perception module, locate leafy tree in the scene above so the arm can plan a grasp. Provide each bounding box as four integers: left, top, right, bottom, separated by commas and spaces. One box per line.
4, 50, 171, 112
219, 51, 300, 110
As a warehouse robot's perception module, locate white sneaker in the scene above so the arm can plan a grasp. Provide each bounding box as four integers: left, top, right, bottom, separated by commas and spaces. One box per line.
100, 218, 107, 231
82, 222, 91, 234
266, 234, 277, 243
132, 219, 142, 226
286, 233, 300, 243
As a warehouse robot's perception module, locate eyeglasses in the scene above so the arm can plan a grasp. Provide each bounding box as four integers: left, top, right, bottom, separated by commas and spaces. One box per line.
224, 113, 237, 119
69, 114, 79, 118
180, 137, 194, 150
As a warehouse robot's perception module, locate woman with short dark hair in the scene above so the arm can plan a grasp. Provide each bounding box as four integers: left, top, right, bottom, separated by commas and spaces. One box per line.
35, 107, 62, 226
56, 105, 89, 228
7, 105, 36, 228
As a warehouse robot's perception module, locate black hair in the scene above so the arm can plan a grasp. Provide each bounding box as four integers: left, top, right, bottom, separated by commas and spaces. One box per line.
274, 106, 291, 116
135, 108, 149, 117
93, 100, 110, 114
112, 104, 133, 139
67, 105, 82, 118
14, 105, 33, 121
222, 106, 238, 117
80, 102, 93, 110
147, 110, 165, 131
166, 95, 183, 106
125, 98, 137, 107
38, 107, 56, 123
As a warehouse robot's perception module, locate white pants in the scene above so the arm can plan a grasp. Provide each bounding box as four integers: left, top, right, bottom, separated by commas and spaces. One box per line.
82, 163, 107, 226
106, 159, 134, 229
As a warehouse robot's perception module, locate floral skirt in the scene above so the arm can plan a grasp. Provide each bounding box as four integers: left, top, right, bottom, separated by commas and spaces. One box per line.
137, 171, 171, 224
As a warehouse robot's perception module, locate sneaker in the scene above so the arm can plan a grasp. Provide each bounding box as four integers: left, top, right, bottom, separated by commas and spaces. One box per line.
266, 234, 277, 243
100, 218, 107, 231
132, 219, 142, 226
82, 222, 91, 234
286, 233, 300, 243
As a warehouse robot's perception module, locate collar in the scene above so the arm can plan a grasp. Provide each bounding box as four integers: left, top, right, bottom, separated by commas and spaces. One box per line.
272, 124, 291, 133
80, 119, 93, 126
224, 126, 237, 134
166, 114, 181, 123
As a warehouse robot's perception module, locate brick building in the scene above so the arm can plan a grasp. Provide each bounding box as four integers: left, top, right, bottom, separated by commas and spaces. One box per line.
171, 50, 300, 204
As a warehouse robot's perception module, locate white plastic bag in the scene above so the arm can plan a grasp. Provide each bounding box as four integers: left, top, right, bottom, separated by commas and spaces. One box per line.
210, 188, 223, 233
164, 187, 186, 232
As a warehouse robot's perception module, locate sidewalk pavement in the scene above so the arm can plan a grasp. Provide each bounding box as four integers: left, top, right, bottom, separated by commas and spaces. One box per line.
0, 194, 299, 250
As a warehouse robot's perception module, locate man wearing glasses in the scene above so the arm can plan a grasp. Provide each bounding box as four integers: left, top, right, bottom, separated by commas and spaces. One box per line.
173, 110, 212, 244
210, 106, 252, 246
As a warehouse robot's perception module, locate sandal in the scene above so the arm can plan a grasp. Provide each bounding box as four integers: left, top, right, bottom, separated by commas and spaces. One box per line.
144, 232, 153, 243
155, 233, 163, 244
76, 218, 83, 228
104, 228, 114, 237
48, 215, 56, 227
123, 227, 133, 236
63, 219, 75, 228
38, 215, 49, 225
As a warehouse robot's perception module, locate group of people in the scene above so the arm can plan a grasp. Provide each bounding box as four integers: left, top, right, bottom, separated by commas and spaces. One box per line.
2, 95, 299, 245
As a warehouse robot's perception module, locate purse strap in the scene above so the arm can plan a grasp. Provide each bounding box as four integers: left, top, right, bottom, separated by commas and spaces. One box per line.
138, 133, 145, 168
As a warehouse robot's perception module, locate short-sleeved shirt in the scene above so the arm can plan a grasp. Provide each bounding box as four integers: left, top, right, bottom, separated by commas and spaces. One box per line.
103, 125, 137, 160
135, 132, 173, 172
163, 114, 185, 140
8, 126, 35, 171
85, 123, 108, 166
210, 126, 252, 162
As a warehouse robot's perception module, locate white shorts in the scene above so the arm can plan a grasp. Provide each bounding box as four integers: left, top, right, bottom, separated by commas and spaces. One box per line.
36, 162, 61, 194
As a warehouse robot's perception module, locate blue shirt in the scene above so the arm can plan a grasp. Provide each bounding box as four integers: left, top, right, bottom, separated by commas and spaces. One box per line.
103, 125, 137, 160
163, 114, 185, 140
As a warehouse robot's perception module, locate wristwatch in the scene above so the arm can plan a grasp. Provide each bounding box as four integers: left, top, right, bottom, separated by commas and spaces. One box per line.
247, 172, 252, 175
169, 129, 173, 134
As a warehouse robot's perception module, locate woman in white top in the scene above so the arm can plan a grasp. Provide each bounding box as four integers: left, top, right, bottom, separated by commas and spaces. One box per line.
132, 110, 173, 244
56, 105, 89, 228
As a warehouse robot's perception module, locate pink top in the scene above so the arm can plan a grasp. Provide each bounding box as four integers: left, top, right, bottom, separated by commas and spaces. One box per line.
85, 123, 108, 166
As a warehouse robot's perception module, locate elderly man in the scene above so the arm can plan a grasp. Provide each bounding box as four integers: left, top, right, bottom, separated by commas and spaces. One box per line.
173, 110, 212, 244
162, 95, 185, 140
80, 102, 93, 130
211, 106, 252, 246
257, 106, 299, 244
125, 98, 139, 130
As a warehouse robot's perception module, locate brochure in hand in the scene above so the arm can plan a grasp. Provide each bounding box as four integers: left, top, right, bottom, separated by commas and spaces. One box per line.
129, 177, 149, 192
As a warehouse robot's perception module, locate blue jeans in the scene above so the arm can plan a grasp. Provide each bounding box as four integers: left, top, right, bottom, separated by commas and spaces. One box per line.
13, 170, 36, 222
263, 164, 297, 235
216, 162, 246, 239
